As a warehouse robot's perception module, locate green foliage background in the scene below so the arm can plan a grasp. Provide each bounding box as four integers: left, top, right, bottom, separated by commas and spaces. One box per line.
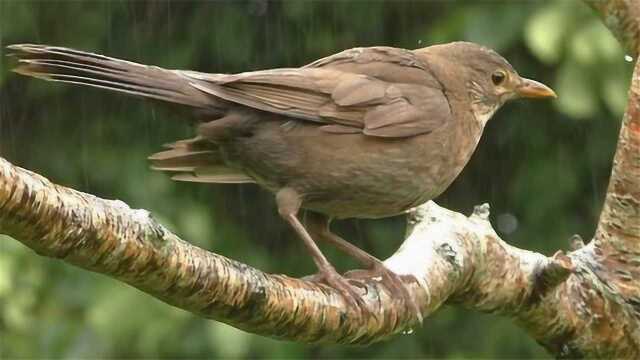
0, 0, 633, 358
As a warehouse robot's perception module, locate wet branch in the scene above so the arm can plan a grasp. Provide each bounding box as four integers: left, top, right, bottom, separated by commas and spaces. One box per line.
0, 159, 562, 344
585, 0, 640, 57
590, 0, 640, 310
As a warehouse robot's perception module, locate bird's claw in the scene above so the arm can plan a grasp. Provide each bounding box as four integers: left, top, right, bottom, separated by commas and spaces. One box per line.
364, 263, 423, 324
304, 264, 422, 323
349, 261, 423, 324
306, 267, 369, 316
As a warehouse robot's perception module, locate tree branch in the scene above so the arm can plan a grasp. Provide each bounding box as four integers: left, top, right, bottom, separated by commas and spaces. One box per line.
1, 138, 637, 356
592, 2, 640, 271
584, 0, 640, 57
0, 157, 560, 344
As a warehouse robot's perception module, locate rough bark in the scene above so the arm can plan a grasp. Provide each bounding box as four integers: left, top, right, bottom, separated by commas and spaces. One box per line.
0, 158, 576, 345
0, 0, 639, 357
585, 0, 640, 58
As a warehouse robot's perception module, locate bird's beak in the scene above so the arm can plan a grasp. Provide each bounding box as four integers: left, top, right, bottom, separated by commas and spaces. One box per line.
516, 78, 557, 99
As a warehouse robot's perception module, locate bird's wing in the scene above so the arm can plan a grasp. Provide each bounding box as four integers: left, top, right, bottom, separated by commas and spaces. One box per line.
304, 46, 441, 86
181, 47, 451, 138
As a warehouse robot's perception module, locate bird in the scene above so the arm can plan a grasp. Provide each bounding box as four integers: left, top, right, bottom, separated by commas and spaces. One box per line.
7, 42, 556, 320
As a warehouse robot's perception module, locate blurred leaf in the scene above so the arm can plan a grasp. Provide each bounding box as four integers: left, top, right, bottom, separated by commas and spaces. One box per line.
525, 2, 570, 64
570, 22, 602, 66
177, 202, 215, 247
601, 64, 631, 116
425, 8, 465, 45
207, 322, 252, 358
590, 22, 626, 62
464, 4, 531, 51
569, 20, 622, 66
555, 63, 598, 119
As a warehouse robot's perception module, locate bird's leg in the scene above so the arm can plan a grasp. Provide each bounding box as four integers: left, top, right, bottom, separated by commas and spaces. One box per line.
275, 188, 367, 311
305, 211, 423, 322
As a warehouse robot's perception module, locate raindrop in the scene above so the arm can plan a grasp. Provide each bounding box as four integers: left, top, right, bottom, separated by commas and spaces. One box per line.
497, 213, 518, 235
402, 328, 414, 335
624, 55, 633, 62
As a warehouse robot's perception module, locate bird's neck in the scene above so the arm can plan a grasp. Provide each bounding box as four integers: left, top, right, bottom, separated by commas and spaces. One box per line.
460, 102, 488, 150
470, 101, 500, 128
448, 100, 488, 179
414, 51, 492, 193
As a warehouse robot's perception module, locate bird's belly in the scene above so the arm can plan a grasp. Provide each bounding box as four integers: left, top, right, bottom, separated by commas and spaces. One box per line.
224, 120, 459, 219
293, 156, 442, 219
302, 187, 432, 219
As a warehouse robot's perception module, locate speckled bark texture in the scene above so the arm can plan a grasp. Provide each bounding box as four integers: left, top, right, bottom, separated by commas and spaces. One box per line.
585, 0, 640, 57
0, 161, 574, 345
0, 0, 638, 357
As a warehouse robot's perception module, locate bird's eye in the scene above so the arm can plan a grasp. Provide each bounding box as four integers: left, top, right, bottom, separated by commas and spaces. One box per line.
491, 71, 506, 86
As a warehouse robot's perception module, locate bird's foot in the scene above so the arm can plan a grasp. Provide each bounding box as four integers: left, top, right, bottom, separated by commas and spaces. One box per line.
305, 265, 369, 315
349, 262, 423, 323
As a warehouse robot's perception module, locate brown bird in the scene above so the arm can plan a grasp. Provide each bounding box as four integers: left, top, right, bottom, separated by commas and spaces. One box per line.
8, 42, 556, 319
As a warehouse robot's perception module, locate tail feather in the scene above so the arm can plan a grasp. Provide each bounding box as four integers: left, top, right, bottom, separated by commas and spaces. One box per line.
172, 171, 255, 184
8, 44, 217, 108
149, 136, 220, 171
9, 44, 254, 185
148, 137, 255, 184
149, 149, 219, 171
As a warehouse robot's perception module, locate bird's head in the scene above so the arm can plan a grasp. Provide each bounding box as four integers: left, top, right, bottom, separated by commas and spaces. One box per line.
417, 42, 556, 125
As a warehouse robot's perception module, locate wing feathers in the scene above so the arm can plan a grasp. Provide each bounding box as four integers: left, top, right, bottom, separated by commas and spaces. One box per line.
331, 76, 386, 106
319, 124, 362, 134
11, 44, 451, 139
181, 49, 451, 138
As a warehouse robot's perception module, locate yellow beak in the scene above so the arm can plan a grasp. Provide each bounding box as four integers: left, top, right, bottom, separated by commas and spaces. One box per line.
516, 78, 557, 99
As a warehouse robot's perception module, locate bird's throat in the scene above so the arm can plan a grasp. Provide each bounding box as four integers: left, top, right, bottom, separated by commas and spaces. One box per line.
471, 102, 499, 127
